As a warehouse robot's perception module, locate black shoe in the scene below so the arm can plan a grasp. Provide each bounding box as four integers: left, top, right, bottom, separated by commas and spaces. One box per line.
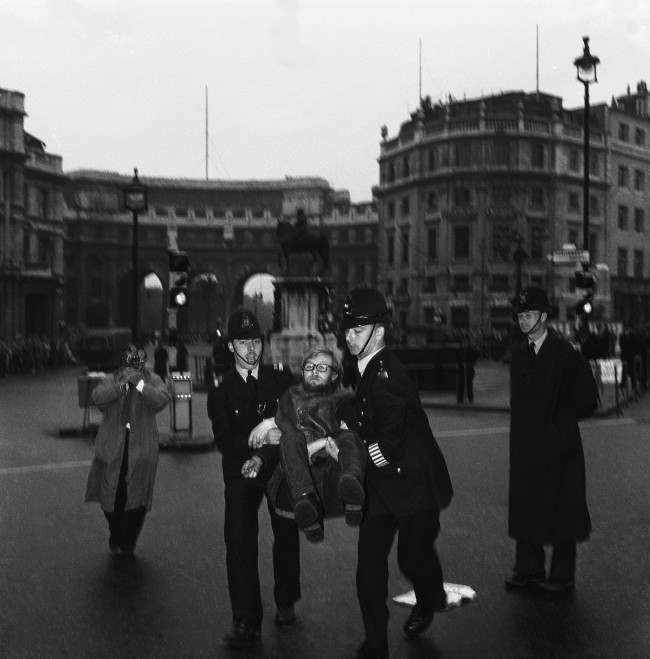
223, 621, 260, 650
356, 641, 389, 658
294, 491, 321, 530
504, 572, 545, 590
275, 604, 297, 626
338, 473, 365, 526
537, 579, 575, 593
403, 605, 434, 638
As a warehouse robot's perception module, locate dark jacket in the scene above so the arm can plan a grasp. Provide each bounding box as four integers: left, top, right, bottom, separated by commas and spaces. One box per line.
509, 328, 598, 544
353, 348, 453, 517
207, 364, 294, 481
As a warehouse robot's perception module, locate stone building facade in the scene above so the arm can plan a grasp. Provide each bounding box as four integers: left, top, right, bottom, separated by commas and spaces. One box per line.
0, 87, 66, 340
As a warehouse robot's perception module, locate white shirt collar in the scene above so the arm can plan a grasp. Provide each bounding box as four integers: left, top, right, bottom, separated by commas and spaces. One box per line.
357, 347, 384, 376
235, 363, 259, 382
530, 329, 548, 354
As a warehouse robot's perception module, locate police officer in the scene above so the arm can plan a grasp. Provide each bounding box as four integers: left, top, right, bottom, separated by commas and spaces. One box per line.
207, 309, 300, 650
506, 287, 598, 593
342, 288, 453, 659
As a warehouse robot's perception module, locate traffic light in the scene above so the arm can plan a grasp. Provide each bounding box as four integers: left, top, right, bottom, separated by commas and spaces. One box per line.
169, 251, 190, 308
575, 292, 594, 317
574, 269, 596, 318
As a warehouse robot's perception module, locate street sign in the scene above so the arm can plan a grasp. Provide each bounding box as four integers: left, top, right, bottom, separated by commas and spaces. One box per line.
547, 248, 589, 264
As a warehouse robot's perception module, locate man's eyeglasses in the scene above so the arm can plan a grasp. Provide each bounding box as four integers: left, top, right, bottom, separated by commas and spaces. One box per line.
303, 362, 334, 373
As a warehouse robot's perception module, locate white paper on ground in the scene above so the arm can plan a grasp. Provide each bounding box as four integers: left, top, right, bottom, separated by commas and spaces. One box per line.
392, 582, 477, 609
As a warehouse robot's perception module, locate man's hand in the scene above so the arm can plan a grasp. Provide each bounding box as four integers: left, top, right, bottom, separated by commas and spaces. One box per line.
241, 456, 263, 479
248, 418, 279, 448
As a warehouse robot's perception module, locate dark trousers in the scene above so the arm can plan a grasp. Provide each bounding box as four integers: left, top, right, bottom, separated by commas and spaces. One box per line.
356, 509, 445, 650
103, 431, 146, 551
456, 365, 475, 403
515, 540, 577, 582
281, 430, 366, 507
224, 477, 300, 627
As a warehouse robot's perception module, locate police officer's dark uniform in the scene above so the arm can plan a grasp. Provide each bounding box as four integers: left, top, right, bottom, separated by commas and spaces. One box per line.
507, 287, 598, 592
343, 288, 453, 659
207, 309, 300, 649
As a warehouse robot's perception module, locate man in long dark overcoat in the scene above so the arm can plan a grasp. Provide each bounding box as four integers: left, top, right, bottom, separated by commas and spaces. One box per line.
343, 288, 453, 659
507, 287, 598, 593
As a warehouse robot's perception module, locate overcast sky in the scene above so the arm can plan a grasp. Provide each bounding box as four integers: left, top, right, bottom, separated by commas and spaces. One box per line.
1, 0, 648, 201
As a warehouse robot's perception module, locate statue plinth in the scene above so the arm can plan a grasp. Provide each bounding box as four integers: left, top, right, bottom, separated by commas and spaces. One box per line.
269, 276, 339, 372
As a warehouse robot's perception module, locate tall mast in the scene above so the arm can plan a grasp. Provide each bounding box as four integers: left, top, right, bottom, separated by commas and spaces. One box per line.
205, 85, 209, 180
418, 38, 422, 102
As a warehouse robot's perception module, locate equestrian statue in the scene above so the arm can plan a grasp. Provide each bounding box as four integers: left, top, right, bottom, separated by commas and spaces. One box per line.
276, 208, 330, 274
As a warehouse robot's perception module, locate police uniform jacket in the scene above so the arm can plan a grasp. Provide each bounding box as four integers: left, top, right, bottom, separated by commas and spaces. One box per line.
509, 328, 598, 544
207, 364, 294, 481
353, 348, 453, 517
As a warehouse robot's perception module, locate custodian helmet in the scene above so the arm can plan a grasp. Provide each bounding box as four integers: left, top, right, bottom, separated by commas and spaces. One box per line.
226, 308, 263, 341
514, 286, 551, 313
342, 288, 390, 330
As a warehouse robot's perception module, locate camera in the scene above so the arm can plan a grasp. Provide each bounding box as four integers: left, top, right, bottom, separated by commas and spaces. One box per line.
122, 347, 146, 371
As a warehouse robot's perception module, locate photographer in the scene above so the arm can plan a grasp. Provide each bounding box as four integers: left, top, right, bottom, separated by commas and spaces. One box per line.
85, 345, 170, 556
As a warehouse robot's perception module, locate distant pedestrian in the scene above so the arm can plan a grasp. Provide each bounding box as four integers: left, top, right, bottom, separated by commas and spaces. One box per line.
456, 337, 479, 404
85, 345, 170, 556
176, 338, 189, 372
506, 287, 598, 593
343, 288, 453, 659
153, 338, 168, 380
207, 309, 300, 650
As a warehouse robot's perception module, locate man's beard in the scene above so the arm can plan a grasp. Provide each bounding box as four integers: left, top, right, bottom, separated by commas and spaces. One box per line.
303, 378, 336, 394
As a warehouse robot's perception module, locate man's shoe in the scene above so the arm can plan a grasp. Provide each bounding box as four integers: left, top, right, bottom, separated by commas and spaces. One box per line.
403, 605, 434, 638
275, 604, 297, 626
338, 474, 365, 526
302, 521, 324, 543
294, 491, 321, 530
537, 579, 575, 593
356, 641, 389, 658
223, 621, 260, 650
504, 572, 545, 590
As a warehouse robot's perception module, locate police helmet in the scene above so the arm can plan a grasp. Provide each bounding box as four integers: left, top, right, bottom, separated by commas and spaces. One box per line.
514, 286, 550, 313
342, 288, 390, 330
227, 309, 263, 341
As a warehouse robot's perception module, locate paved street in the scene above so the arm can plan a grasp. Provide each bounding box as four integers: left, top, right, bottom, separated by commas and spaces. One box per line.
1, 367, 649, 658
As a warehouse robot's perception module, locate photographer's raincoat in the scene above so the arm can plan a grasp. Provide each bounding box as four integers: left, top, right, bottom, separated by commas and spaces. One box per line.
85, 368, 169, 512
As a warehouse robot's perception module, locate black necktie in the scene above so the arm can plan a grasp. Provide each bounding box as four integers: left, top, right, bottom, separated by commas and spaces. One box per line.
246, 370, 257, 394
528, 342, 536, 361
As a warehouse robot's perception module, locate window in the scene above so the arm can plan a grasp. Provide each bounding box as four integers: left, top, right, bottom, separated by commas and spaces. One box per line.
490, 274, 509, 292
194, 207, 206, 218
403, 157, 410, 178
634, 169, 645, 191
428, 149, 436, 171
618, 205, 629, 230
387, 161, 395, 183
633, 250, 644, 278
618, 123, 629, 141
427, 227, 437, 261
530, 225, 545, 260
455, 142, 472, 167
364, 227, 373, 243
569, 148, 579, 172
355, 262, 366, 283
529, 187, 545, 210
398, 278, 409, 295
589, 232, 598, 262
568, 192, 580, 212
426, 191, 438, 211
387, 200, 395, 219
531, 143, 545, 168
635, 128, 646, 146
494, 139, 511, 166
590, 195, 600, 216
450, 306, 470, 330
453, 275, 470, 292
401, 230, 409, 265
492, 224, 513, 260
400, 196, 410, 216
634, 208, 645, 233
330, 229, 339, 246
617, 247, 628, 277
493, 185, 511, 205
568, 229, 578, 246
386, 231, 395, 266
22, 230, 31, 263
385, 279, 394, 295
453, 226, 470, 259
454, 187, 471, 207
618, 165, 629, 187
424, 307, 435, 324
589, 153, 599, 176
423, 276, 436, 293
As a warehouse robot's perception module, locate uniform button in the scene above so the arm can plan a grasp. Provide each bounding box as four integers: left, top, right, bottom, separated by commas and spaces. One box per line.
397, 467, 401, 474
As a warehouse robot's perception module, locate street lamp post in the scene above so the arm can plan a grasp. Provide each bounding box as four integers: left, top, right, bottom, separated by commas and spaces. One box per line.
573, 36, 600, 271
512, 238, 528, 298
124, 168, 148, 343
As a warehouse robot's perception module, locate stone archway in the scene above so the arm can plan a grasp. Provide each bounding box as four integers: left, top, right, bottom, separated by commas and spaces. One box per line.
188, 272, 225, 337
116, 268, 165, 337
241, 273, 276, 337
